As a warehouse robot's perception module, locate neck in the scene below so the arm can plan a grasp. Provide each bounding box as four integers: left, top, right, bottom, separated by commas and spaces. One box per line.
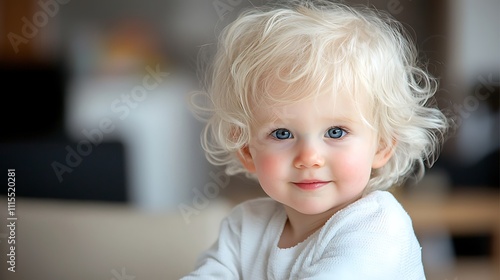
278, 194, 363, 248
278, 206, 337, 248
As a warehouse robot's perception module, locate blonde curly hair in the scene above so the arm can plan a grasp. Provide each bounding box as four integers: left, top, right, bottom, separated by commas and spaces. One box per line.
191, 0, 449, 191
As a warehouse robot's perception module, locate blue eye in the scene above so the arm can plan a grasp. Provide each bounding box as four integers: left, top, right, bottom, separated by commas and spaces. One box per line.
325, 127, 346, 139
271, 129, 293, 140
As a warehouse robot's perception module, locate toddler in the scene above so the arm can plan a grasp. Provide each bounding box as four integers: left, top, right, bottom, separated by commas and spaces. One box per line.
182, 0, 449, 279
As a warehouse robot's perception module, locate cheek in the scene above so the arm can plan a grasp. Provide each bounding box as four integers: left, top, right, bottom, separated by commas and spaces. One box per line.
254, 151, 286, 177
333, 149, 373, 183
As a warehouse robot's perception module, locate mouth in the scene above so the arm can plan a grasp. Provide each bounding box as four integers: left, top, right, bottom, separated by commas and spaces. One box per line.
292, 180, 331, 190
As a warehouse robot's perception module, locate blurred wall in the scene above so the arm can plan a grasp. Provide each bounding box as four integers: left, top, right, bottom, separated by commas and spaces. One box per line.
0, 0, 498, 208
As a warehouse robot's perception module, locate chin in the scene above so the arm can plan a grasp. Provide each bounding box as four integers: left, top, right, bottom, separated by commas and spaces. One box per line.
293, 203, 337, 216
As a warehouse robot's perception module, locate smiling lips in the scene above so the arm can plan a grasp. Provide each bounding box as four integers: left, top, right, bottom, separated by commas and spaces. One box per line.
293, 180, 331, 190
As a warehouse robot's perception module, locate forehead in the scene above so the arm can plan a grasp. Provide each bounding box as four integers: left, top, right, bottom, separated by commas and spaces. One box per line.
251, 88, 369, 125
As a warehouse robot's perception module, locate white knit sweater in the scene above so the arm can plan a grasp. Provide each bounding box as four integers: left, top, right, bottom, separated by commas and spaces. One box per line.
180, 190, 426, 279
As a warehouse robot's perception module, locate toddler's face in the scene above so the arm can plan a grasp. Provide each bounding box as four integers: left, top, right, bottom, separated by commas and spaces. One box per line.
239, 89, 392, 216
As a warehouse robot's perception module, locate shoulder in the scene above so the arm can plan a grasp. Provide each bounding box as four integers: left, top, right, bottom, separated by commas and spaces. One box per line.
318, 190, 420, 259
358, 190, 407, 214
233, 196, 280, 212
223, 197, 283, 228
327, 190, 414, 235
312, 191, 425, 278
229, 196, 280, 216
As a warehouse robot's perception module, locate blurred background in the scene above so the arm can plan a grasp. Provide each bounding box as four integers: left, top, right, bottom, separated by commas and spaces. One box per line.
0, 0, 498, 279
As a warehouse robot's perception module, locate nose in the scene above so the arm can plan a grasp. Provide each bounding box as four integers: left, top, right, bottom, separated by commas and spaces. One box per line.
293, 141, 325, 169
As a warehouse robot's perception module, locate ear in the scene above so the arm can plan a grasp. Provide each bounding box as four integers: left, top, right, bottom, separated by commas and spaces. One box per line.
372, 138, 396, 169
237, 145, 256, 173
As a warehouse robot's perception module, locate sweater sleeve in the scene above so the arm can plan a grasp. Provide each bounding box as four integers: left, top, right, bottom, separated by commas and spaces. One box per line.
179, 208, 243, 280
